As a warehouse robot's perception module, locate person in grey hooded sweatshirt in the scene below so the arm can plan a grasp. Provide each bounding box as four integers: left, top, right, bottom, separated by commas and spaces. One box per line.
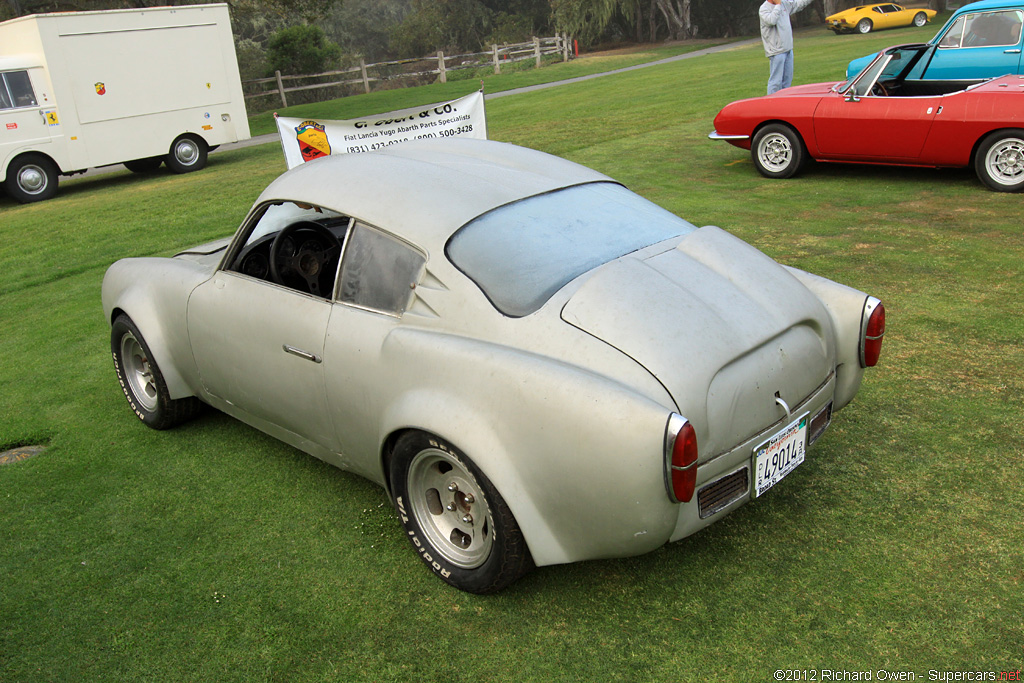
759, 0, 814, 95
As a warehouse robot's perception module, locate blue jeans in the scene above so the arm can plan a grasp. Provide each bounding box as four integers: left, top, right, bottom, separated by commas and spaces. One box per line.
767, 51, 794, 95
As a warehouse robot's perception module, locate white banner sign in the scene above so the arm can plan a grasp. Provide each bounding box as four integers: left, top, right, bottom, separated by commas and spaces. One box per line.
275, 91, 487, 169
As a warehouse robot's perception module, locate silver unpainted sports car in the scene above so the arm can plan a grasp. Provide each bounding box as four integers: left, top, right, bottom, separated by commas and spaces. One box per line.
102, 139, 885, 593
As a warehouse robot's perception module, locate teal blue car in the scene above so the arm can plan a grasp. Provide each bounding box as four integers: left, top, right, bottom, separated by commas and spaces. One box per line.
846, 0, 1024, 79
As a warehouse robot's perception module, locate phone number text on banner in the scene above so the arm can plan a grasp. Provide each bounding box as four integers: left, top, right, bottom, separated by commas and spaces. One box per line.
275, 91, 487, 169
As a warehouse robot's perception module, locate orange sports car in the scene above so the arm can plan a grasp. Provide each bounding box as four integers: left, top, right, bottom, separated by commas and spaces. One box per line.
826, 3, 936, 34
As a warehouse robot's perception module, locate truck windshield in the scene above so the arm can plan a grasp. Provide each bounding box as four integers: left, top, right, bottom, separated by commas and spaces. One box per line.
446, 182, 697, 317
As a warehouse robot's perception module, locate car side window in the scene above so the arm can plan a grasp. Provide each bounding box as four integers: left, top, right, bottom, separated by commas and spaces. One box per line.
226, 201, 350, 299
337, 223, 425, 317
941, 11, 1023, 48
0, 71, 37, 110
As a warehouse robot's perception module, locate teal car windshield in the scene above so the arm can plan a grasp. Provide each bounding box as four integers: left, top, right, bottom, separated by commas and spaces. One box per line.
447, 182, 697, 317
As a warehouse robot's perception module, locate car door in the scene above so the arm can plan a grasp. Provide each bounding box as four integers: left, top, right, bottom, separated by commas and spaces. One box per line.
321, 222, 426, 475
813, 93, 940, 159
186, 202, 346, 450
925, 9, 1024, 79
814, 50, 940, 160
875, 5, 901, 30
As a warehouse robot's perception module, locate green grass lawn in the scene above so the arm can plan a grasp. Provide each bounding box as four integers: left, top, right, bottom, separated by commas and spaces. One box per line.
2, 24, 1022, 682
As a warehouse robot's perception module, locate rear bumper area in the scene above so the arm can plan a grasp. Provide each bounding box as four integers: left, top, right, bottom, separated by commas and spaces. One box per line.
668, 372, 836, 542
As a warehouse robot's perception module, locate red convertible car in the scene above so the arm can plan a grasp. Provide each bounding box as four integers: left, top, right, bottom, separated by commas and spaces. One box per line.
710, 44, 1024, 191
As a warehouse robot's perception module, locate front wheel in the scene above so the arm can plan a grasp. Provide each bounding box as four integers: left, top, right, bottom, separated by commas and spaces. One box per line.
857, 18, 873, 33
111, 314, 201, 429
912, 12, 927, 27
165, 134, 208, 174
751, 124, 807, 179
975, 130, 1024, 192
390, 431, 532, 594
4, 154, 59, 203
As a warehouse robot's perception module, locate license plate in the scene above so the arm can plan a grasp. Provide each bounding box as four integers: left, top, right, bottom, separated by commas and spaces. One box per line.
753, 414, 808, 498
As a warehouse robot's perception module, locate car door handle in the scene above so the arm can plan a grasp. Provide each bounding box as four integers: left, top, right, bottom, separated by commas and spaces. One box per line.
283, 344, 322, 363
1005, 49, 1021, 53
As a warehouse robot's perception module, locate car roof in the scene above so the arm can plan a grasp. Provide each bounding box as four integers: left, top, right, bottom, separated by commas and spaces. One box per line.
255, 138, 612, 251
953, 0, 1024, 13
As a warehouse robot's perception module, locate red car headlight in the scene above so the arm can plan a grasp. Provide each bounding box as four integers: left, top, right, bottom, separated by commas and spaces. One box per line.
665, 414, 698, 503
860, 296, 885, 368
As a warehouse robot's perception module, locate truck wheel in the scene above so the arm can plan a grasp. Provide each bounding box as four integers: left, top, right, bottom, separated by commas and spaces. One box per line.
166, 135, 208, 174
124, 156, 164, 173
4, 154, 59, 203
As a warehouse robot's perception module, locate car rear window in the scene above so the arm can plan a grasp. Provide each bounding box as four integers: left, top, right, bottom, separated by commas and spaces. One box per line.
446, 182, 696, 317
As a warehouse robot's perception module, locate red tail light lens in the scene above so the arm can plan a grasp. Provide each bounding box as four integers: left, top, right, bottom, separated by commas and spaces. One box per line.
860, 297, 885, 368
665, 415, 699, 503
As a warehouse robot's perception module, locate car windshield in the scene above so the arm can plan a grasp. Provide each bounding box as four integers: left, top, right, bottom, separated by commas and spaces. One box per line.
837, 44, 929, 94
446, 182, 697, 317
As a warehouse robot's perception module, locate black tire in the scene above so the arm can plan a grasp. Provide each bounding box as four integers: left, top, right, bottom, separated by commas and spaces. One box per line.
165, 134, 208, 174
751, 124, 807, 179
124, 156, 164, 173
857, 18, 873, 33
974, 130, 1024, 192
912, 12, 927, 27
4, 153, 59, 203
390, 431, 532, 594
111, 314, 201, 430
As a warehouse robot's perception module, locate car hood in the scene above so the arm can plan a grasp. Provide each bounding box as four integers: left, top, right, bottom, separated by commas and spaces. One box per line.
560, 226, 834, 457
173, 236, 231, 268
771, 82, 839, 97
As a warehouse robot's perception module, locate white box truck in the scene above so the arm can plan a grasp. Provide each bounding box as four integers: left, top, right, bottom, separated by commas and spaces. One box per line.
0, 3, 250, 203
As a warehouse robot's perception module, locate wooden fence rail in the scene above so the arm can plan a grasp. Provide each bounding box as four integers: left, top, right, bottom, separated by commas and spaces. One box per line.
244, 35, 573, 108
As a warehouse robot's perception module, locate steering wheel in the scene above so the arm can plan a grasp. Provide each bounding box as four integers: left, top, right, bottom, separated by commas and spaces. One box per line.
268, 220, 342, 297
871, 81, 889, 97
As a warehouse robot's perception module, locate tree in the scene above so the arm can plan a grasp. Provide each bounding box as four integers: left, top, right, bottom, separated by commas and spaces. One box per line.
653, 0, 693, 39
266, 24, 342, 75
390, 0, 493, 55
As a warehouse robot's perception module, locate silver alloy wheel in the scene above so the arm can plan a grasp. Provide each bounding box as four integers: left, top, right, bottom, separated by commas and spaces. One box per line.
913, 12, 927, 26
756, 132, 793, 174
406, 447, 494, 569
17, 164, 48, 195
983, 136, 1024, 187
120, 332, 158, 411
857, 18, 872, 33
173, 138, 200, 166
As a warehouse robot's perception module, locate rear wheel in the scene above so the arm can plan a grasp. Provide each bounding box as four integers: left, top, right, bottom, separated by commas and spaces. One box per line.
912, 12, 927, 27
165, 134, 208, 173
751, 124, 807, 179
975, 130, 1024, 192
4, 153, 59, 203
111, 314, 201, 429
390, 431, 532, 593
857, 18, 873, 33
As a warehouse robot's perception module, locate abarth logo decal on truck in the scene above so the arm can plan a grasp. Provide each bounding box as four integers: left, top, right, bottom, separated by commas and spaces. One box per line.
294, 120, 331, 162
95, 82, 106, 95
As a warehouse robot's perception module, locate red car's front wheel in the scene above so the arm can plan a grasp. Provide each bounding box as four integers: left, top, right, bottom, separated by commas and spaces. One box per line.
751, 124, 807, 179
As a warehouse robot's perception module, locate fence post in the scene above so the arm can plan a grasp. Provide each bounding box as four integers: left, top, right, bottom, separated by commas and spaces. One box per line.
275, 70, 287, 108
533, 36, 541, 68
561, 33, 569, 61
360, 58, 370, 94
437, 51, 446, 83
492, 44, 500, 75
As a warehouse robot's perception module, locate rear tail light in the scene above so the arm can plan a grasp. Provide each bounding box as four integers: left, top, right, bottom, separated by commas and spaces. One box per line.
665, 414, 698, 503
860, 296, 885, 368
